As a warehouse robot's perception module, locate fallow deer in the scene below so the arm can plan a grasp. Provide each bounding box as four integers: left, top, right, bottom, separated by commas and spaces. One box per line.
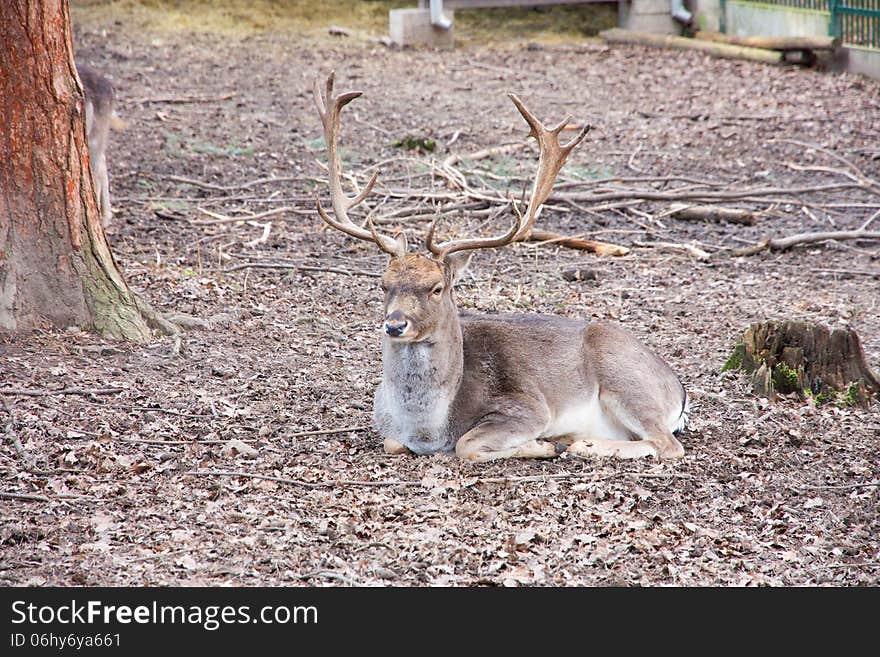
77, 62, 116, 227
314, 72, 688, 462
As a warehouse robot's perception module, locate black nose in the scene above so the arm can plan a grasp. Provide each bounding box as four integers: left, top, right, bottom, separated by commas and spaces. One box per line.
384, 310, 407, 337
386, 322, 406, 337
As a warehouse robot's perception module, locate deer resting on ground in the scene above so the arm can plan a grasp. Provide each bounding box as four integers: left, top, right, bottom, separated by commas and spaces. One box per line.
314, 73, 688, 462
77, 63, 116, 227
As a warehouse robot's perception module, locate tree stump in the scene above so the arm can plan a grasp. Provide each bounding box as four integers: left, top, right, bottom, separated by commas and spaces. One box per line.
723, 321, 880, 407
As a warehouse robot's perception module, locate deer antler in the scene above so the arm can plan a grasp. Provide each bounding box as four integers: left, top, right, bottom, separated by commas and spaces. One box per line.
426, 95, 590, 259
507, 94, 591, 241
425, 209, 522, 260
314, 71, 406, 258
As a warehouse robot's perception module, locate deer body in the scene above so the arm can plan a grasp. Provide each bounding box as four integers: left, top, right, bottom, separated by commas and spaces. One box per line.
314, 72, 689, 462
372, 257, 687, 461
77, 63, 115, 227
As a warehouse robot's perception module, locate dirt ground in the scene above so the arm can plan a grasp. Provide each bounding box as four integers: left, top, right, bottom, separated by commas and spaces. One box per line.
1, 2, 879, 587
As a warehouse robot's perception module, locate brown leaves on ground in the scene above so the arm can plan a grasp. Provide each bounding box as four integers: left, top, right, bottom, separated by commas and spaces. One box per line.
1, 9, 878, 586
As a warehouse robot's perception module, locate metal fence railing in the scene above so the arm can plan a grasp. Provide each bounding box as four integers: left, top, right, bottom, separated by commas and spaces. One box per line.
831, 0, 880, 48
726, 0, 880, 49
743, 0, 831, 9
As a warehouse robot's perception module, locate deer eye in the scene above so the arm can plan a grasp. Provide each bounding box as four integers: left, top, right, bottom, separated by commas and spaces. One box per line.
431, 285, 444, 297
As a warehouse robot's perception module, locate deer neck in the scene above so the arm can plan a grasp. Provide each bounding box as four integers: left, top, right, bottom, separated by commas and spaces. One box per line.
377, 311, 463, 453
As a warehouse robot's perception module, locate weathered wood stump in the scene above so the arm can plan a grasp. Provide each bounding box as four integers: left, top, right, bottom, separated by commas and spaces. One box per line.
724, 321, 880, 406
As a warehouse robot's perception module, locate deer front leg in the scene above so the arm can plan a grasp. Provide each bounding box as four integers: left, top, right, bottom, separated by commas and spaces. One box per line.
383, 437, 411, 455
455, 410, 557, 462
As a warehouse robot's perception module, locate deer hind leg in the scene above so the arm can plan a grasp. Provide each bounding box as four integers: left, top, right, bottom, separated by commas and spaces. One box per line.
565, 393, 685, 460
566, 434, 679, 460
455, 411, 556, 463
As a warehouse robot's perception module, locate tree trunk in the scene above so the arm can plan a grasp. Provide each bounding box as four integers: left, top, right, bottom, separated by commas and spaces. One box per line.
0, 0, 152, 341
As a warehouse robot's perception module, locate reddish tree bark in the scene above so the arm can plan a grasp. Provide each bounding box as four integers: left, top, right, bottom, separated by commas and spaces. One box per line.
0, 0, 151, 340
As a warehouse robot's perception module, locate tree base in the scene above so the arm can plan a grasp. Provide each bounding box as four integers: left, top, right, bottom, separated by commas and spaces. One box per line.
724, 320, 880, 407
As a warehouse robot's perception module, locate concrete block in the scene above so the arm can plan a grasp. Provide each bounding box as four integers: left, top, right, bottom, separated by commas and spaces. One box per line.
625, 12, 680, 35
620, 0, 680, 35
389, 8, 454, 49
693, 0, 722, 31
629, 0, 674, 14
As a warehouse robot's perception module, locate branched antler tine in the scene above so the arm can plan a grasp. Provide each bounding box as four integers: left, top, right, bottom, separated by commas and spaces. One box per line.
508, 93, 541, 138
325, 70, 334, 107
563, 123, 592, 152
425, 215, 443, 257
348, 170, 379, 210
429, 207, 522, 259
313, 73, 405, 258
313, 74, 327, 116
507, 93, 590, 241
365, 216, 388, 246
549, 115, 572, 135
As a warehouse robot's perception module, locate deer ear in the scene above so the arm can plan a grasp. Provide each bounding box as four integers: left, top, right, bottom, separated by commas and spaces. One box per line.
445, 251, 472, 284
393, 231, 408, 257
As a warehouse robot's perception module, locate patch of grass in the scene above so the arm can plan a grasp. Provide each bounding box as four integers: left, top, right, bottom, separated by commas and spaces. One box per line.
456, 4, 618, 43
392, 135, 436, 153
72, 1, 617, 43
73, 0, 412, 36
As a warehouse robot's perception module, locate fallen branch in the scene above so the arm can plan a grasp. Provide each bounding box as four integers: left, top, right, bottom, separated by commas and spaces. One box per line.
633, 240, 711, 260
0, 491, 51, 503
552, 182, 865, 205
127, 93, 236, 105
223, 262, 380, 277
0, 491, 94, 502
694, 31, 840, 52
192, 206, 294, 225
601, 28, 784, 65
442, 142, 527, 168
243, 221, 272, 248
733, 229, 880, 256
524, 229, 630, 256
669, 203, 756, 226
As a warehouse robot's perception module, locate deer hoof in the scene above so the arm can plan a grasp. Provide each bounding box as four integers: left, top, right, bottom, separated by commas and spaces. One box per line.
383, 438, 410, 455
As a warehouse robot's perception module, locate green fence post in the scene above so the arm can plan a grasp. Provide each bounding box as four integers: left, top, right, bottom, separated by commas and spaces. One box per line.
829, 0, 841, 39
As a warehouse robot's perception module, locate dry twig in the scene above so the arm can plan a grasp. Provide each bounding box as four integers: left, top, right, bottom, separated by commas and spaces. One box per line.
733, 229, 880, 256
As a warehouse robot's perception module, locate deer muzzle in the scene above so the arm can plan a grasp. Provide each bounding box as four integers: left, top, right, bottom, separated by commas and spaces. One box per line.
384, 309, 410, 338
